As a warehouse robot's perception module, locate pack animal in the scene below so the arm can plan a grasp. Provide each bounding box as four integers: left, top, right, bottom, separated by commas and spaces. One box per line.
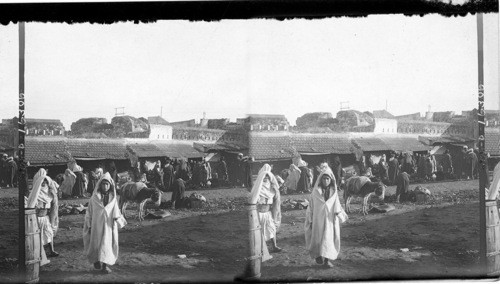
344, 176, 386, 215
119, 181, 162, 222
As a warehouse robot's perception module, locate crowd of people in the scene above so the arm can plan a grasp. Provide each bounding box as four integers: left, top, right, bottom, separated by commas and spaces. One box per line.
50, 161, 117, 199
18, 146, 487, 277
351, 146, 480, 186
20, 153, 253, 275
27, 155, 232, 201
261, 145, 481, 199
248, 148, 485, 274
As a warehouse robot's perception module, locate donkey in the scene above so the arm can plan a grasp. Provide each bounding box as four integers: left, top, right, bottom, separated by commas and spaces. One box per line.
344, 176, 386, 215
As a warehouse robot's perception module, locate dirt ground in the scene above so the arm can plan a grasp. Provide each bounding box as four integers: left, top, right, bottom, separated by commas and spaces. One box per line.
0, 179, 488, 282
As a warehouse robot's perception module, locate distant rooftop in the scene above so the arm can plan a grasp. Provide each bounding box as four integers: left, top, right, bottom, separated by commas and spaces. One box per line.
372, 110, 394, 119
247, 114, 287, 119
394, 112, 422, 120
148, 116, 169, 125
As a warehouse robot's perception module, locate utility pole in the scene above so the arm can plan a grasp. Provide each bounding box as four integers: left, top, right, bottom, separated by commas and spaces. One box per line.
476, 12, 487, 277
18, 21, 26, 281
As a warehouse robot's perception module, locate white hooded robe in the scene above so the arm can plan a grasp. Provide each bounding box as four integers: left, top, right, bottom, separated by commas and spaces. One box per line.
249, 164, 281, 262
284, 164, 301, 192
304, 169, 348, 260
83, 173, 122, 265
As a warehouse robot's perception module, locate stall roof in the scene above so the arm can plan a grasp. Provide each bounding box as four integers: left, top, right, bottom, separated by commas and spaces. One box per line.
290, 133, 353, 155
485, 129, 500, 156
350, 136, 390, 152
378, 135, 430, 152
126, 142, 164, 158
248, 133, 294, 161
193, 142, 246, 153
66, 138, 127, 160
25, 137, 70, 165
152, 141, 205, 158
418, 135, 474, 146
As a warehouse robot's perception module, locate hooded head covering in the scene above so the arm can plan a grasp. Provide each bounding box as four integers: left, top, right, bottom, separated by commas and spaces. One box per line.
27, 168, 57, 208
313, 168, 337, 191
92, 172, 117, 206
319, 162, 331, 172
297, 159, 308, 168
249, 164, 279, 204
68, 161, 83, 173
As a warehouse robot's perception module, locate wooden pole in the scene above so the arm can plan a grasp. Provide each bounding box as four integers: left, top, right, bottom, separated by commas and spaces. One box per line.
18, 21, 27, 281
476, 13, 487, 277
235, 204, 261, 282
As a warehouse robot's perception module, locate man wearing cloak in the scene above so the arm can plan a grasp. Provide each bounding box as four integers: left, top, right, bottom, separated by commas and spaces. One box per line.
284, 163, 301, 194
297, 160, 312, 193
171, 178, 186, 209
83, 173, 122, 274
249, 164, 283, 262
162, 159, 175, 191
305, 168, 348, 267
59, 168, 76, 198
68, 162, 86, 198
26, 168, 60, 263
388, 152, 399, 186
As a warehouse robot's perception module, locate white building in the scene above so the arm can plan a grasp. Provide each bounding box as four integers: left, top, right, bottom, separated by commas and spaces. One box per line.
373, 118, 398, 134
149, 124, 173, 140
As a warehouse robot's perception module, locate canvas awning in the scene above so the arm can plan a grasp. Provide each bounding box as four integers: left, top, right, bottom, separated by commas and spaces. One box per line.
430, 145, 446, 155
205, 152, 221, 162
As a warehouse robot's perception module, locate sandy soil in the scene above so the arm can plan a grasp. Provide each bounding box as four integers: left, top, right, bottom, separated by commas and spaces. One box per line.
0, 180, 486, 282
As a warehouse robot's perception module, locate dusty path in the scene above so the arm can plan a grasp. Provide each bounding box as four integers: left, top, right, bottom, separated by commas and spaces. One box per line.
0, 180, 486, 282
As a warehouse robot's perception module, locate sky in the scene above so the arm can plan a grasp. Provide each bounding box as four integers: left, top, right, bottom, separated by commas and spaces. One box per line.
0, 14, 498, 129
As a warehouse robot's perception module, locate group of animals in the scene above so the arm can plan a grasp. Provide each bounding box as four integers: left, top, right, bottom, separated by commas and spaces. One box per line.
115, 175, 387, 222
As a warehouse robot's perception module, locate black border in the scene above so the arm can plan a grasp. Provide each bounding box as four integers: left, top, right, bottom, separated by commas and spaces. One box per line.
0, 0, 498, 25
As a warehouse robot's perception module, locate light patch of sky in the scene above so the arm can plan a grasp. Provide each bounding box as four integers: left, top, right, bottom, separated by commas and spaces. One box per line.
0, 14, 498, 129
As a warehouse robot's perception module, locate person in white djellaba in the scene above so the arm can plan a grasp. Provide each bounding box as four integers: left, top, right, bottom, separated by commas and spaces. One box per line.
83, 172, 126, 274
26, 168, 60, 263
249, 164, 283, 262
305, 168, 348, 268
